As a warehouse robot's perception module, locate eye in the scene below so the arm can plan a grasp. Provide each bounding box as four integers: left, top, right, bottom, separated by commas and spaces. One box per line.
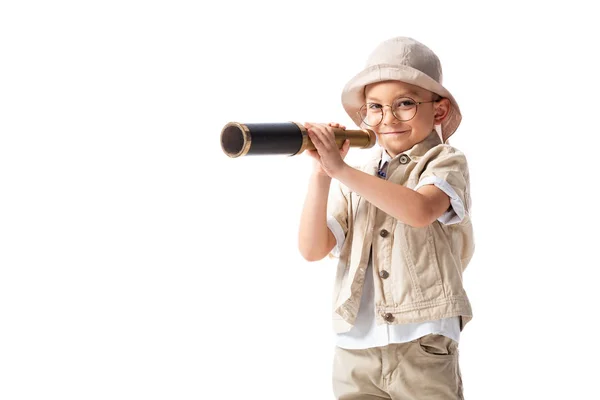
367, 103, 382, 110
395, 98, 417, 109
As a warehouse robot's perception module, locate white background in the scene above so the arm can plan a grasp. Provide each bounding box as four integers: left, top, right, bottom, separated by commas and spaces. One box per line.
1, 1, 599, 399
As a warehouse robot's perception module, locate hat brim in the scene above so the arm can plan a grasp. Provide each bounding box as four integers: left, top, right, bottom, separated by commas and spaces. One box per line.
341, 64, 461, 142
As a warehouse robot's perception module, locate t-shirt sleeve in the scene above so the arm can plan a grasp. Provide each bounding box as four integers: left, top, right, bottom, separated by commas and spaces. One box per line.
414, 146, 471, 225
326, 180, 348, 257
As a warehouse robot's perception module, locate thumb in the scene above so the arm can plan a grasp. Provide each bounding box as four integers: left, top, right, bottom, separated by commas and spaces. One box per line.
341, 139, 350, 155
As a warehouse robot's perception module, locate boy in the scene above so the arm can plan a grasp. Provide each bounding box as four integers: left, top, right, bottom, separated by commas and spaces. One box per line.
298, 37, 474, 399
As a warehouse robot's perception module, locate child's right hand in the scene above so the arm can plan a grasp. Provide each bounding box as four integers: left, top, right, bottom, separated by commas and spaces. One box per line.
305, 122, 351, 177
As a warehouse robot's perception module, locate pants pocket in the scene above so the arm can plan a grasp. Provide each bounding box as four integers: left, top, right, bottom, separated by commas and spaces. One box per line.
415, 334, 458, 358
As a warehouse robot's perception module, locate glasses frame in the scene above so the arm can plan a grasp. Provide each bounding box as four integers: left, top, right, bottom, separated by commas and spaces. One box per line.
358, 96, 437, 127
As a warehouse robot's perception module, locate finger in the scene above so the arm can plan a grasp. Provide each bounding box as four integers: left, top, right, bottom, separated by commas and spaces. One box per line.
320, 125, 337, 149
311, 124, 337, 151
339, 139, 349, 156
328, 122, 347, 132
309, 125, 328, 150
328, 122, 346, 130
308, 129, 323, 150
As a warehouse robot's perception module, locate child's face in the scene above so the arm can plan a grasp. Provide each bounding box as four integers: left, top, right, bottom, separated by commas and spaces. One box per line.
364, 80, 450, 157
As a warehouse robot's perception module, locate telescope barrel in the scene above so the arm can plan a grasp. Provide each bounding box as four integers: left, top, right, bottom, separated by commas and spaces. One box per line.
220, 122, 376, 158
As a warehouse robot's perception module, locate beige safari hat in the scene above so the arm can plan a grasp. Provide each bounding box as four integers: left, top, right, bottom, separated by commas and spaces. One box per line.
341, 36, 461, 142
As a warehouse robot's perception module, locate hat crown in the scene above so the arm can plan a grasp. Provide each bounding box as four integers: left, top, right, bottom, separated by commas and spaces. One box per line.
366, 37, 443, 84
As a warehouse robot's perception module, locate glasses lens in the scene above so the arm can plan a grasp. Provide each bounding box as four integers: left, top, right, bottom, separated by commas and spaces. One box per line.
392, 98, 417, 121
359, 104, 383, 126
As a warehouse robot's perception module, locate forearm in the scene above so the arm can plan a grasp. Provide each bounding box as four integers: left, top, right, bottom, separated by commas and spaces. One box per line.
298, 173, 336, 261
334, 164, 434, 227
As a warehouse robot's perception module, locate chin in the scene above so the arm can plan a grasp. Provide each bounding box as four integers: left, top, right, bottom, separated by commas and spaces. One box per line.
383, 138, 412, 150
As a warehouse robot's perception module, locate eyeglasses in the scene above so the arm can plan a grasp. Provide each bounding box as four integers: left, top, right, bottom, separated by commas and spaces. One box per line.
358, 97, 436, 127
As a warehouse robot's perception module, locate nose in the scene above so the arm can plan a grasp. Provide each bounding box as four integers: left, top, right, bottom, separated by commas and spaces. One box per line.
381, 106, 399, 125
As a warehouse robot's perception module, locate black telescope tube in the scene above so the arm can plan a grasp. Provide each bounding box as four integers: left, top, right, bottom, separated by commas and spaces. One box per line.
246, 123, 303, 155
221, 122, 304, 157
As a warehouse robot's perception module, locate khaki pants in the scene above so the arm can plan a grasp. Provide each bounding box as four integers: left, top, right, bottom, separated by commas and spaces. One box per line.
332, 334, 464, 399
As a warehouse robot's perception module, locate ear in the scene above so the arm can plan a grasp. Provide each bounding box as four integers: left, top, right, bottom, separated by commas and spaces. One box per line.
433, 98, 451, 124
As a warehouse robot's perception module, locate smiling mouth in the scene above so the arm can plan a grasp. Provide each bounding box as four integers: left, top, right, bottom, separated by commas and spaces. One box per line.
382, 130, 410, 135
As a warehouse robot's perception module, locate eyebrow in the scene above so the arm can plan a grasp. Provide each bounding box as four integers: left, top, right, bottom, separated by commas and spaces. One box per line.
366, 91, 421, 102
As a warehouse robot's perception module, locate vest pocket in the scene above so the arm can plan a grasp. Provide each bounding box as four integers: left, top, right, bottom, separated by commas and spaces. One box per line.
401, 223, 444, 300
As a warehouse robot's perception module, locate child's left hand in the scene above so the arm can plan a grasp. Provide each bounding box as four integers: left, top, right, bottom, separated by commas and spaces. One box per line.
304, 122, 350, 178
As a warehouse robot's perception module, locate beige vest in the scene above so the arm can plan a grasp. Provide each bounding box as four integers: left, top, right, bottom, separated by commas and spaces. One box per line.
327, 131, 474, 334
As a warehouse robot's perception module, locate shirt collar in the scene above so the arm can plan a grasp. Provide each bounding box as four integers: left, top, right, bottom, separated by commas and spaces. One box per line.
403, 129, 443, 159
381, 149, 392, 165
368, 129, 443, 173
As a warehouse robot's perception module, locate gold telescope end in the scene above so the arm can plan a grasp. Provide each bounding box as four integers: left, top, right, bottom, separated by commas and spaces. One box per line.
363, 129, 377, 149
220, 122, 251, 158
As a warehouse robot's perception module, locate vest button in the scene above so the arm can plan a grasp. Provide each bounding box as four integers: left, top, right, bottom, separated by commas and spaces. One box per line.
383, 313, 395, 322
399, 155, 409, 164
379, 270, 389, 279
380, 229, 389, 237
